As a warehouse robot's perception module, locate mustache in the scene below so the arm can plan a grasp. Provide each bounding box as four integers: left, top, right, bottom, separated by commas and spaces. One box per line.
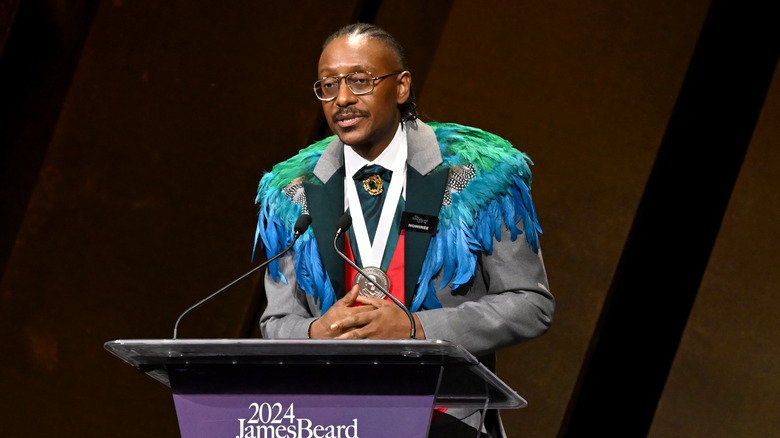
333, 108, 368, 122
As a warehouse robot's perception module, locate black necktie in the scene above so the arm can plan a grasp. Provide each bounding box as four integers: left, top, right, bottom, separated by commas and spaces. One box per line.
352, 164, 392, 242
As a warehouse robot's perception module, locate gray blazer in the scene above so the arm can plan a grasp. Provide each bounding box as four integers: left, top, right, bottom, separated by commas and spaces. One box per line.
260, 120, 554, 436
260, 120, 554, 356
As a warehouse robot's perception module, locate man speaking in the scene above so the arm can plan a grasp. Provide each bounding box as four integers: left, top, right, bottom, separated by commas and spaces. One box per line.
254, 23, 554, 437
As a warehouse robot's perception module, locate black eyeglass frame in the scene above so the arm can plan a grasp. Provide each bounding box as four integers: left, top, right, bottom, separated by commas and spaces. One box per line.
313, 71, 402, 101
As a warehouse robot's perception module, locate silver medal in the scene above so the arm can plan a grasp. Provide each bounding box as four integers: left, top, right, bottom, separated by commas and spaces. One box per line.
354, 267, 391, 299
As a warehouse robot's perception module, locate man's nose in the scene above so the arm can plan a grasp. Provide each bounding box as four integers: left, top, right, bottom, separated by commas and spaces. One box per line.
335, 79, 358, 107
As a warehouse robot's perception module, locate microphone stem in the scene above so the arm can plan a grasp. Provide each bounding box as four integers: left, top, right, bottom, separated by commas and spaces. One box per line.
172, 233, 300, 339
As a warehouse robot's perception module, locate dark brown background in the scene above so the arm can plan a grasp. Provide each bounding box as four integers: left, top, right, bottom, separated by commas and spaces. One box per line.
1, 1, 777, 437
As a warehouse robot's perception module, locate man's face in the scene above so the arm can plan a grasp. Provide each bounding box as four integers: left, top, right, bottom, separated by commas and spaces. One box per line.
318, 35, 411, 159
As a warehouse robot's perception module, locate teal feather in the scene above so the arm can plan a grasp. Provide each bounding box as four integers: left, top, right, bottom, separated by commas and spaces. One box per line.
409, 122, 541, 312
253, 138, 330, 286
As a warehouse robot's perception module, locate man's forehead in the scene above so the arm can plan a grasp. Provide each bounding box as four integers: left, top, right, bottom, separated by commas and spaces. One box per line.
318, 35, 398, 75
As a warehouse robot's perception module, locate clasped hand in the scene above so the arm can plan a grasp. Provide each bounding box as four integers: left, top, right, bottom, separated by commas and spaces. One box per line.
308, 285, 424, 339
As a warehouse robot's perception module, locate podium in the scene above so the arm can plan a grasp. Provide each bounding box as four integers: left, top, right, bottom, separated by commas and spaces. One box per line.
105, 339, 526, 437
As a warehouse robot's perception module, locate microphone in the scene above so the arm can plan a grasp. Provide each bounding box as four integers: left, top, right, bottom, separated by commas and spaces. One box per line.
333, 214, 417, 339
172, 214, 312, 338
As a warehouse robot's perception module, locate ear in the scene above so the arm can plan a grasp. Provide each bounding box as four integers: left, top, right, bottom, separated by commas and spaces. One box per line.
396, 71, 412, 104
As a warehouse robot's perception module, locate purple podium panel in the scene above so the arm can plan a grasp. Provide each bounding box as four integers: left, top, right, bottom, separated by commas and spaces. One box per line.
173, 393, 434, 438
166, 361, 442, 438
167, 361, 441, 438
104, 339, 527, 438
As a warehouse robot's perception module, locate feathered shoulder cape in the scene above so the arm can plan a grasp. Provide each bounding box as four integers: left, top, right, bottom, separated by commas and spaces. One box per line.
255, 122, 540, 312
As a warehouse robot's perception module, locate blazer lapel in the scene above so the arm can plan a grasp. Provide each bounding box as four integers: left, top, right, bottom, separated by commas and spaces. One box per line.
403, 121, 448, 305
404, 165, 448, 305
305, 155, 347, 299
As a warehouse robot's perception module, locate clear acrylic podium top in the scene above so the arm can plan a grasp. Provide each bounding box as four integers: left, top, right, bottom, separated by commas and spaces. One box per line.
105, 338, 527, 409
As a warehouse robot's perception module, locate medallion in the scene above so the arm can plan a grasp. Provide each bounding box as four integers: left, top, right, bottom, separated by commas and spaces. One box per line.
354, 266, 391, 299
362, 174, 384, 196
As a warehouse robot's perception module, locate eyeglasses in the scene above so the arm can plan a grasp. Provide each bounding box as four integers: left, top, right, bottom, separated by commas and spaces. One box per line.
313, 71, 400, 101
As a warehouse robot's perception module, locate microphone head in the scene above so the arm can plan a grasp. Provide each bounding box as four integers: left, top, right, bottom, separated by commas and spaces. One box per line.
336, 214, 352, 234
294, 214, 312, 235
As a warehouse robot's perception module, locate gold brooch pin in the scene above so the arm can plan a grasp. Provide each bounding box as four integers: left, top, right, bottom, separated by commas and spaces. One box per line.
362, 174, 383, 196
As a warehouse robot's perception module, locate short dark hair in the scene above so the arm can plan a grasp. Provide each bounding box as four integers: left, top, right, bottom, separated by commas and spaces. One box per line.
323, 23, 418, 123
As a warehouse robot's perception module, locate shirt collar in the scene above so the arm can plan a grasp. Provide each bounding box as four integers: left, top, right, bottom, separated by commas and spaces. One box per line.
344, 123, 406, 178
